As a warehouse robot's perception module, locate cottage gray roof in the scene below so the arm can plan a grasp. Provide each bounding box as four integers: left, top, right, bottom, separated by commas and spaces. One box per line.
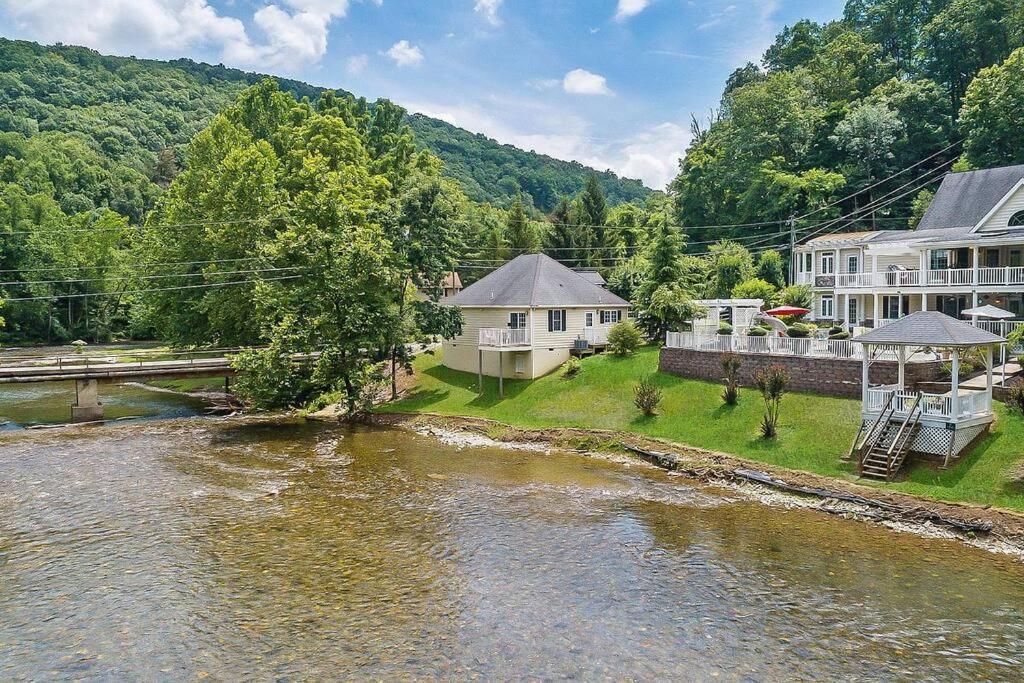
853, 311, 1005, 347
917, 165, 1024, 230
574, 269, 606, 285
443, 253, 629, 307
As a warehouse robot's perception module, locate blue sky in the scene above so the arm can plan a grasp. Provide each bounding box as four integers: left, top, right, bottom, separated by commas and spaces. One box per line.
0, 0, 845, 189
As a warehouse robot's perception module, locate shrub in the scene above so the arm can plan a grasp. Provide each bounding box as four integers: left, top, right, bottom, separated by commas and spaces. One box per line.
561, 357, 582, 378
777, 283, 813, 310
607, 320, 642, 355
754, 365, 789, 439
747, 326, 768, 337
786, 324, 810, 338
634, 375, 663, 416
828, 331, 850, 340
721, 353, 741, 405
731, 277, 777, 305
1008, 326, 1024, 352
717, 322, 733, 336
828, 326, 844, 336
1007, 383, 1024, 416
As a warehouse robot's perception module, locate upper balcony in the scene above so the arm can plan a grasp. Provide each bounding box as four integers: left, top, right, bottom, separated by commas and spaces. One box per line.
819, 266, 1024, 289
479, 327, 531, 349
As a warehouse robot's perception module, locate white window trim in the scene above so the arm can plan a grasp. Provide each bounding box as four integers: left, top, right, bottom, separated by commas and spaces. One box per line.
508, 312, 526, 329
820, 295, 834, 319
820, 251, 835, 276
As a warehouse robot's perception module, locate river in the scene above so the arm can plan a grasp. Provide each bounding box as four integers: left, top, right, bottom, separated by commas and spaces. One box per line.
2, 414, 1024, 680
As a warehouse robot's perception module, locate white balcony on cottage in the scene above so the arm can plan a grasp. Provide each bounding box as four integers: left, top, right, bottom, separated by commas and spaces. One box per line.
478, 327, 531, 349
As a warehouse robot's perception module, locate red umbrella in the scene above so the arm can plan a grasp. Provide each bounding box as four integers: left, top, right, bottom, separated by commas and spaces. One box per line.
764, 306, 811, 317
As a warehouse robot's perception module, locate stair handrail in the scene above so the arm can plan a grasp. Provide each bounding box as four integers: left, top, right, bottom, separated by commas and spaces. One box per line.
889, 406, 924, 478
853, 392, 895, 463
886, 392, 923, 478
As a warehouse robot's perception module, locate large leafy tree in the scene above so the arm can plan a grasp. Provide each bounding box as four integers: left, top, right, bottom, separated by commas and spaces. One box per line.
960, 47, 1024, 168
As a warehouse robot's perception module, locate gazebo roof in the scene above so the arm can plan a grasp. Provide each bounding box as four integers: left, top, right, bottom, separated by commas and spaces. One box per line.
853, 311, 1005, 347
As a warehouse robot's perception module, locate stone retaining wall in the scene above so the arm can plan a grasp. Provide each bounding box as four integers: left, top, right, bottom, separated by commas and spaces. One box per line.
659, 347, 945, 398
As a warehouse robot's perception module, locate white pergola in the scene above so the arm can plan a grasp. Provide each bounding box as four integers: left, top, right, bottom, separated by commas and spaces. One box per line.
692, 298, 764, 333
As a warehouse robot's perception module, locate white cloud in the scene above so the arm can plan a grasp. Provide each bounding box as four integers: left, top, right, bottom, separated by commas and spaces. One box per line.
526, 78, 560, 91
562, 68, 613, 96
614, 0, 650, 21
345, 53, 369, 74
406, 98, 687, 189
474, 0, 503, 26
384, 39, 423, 66
0, 0, 382, 72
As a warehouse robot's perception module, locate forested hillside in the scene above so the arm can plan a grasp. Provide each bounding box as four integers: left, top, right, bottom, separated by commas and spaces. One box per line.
0, 38, 648, 218
670, 0, 1024, 245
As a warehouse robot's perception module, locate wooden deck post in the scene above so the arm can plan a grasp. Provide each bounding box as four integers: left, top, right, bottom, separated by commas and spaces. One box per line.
986, 344, 994, 413
861, 344, 870, 406
897, 345, 906, 391
478, 349, 483, 393
498, 351, 503, 399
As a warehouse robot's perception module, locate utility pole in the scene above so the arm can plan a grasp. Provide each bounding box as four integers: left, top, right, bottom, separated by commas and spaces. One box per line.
787, 215, 796, 285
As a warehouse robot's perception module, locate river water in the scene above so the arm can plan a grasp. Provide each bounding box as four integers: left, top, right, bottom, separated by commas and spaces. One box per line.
2, 416, 1024, 680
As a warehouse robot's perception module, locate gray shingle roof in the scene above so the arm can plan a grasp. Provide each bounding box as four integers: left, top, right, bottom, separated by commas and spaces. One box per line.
853, 311, 1005, 346
574, 270, 606, 285
917, 165, 1024, 230
443, 253, 629, 307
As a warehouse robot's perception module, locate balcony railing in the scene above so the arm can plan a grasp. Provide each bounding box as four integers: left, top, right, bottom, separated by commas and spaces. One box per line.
479, 327, 530, 348
817, 266, 1024, 288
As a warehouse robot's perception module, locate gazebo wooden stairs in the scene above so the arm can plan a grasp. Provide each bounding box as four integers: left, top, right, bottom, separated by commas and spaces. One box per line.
851, 393, 924, 481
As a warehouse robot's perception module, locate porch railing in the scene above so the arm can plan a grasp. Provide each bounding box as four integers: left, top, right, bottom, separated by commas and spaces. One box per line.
583, 327, 609, 346
820, 267, 1024, 288
479, 327, 530, 348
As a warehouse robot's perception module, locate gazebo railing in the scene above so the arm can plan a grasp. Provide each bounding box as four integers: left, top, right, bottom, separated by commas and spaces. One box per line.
865, 386, 990, 421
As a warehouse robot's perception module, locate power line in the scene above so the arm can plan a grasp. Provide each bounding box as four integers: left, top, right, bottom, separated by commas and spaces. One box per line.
0, 266, 305, 288
1, 275, 302, 303
0, 215, 287, 238
791, 139, 961, 223
0, 256, 266, 275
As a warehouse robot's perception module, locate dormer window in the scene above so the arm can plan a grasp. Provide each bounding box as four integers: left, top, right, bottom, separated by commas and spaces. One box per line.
1009, 210, 1024, 227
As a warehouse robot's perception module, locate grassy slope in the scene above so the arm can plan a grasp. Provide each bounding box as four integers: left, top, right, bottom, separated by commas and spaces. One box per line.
384, 347, 1024, 512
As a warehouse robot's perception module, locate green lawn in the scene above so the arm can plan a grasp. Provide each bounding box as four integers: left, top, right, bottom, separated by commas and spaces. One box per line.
385, 346, 1024, 512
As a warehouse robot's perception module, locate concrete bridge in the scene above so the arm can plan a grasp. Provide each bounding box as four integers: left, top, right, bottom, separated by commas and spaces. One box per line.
0, 350, 241, 422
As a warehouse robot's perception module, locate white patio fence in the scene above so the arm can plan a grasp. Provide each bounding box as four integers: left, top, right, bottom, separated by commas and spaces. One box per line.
664, 332, 862, 360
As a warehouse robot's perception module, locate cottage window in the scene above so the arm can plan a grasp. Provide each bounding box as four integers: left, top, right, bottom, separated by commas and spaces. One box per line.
548, 309, 566, 332
600, 310, 622, 324
820, 295, 834, 319
986, 249, 1000, 268
930, 249, 950, 271
803, 252, 812, 273
1009, 210, 1024, 227
508, 312, 526, 329
846, 254, 859, 273
820, 252, 835, 275
1011, 249, 1022, 267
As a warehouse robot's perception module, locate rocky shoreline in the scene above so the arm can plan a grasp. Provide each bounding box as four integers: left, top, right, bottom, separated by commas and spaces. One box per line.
373, 412, 1024, 559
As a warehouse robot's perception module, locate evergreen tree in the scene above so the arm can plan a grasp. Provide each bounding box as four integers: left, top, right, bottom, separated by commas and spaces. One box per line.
545, 197, 580, 266
755, 249, 787, 288
506, 194, 541, 254
578, 173, 608, 265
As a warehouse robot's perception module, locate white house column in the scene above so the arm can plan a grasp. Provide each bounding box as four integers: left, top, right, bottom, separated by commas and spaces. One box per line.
921, 293, 928, 311
873, 293, 881, 325
897, 346, 906, 391
951, 349, 960, 420
972, 247, 980, 307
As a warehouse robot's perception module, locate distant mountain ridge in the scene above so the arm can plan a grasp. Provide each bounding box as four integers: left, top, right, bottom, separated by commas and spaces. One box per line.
0, 38, 650, 212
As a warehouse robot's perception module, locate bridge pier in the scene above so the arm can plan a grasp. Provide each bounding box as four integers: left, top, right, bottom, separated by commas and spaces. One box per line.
72, 378, 104, 423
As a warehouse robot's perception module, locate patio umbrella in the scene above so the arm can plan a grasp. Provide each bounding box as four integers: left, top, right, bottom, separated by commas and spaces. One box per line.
960, 304, 1015, 320
763, 306, 811, 317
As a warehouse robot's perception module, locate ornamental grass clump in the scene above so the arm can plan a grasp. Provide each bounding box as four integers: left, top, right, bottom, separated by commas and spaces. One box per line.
633, 375, 662, 416
754, 364, 789, 439
1007, 382, 1024, 416
721, 353, 741, 405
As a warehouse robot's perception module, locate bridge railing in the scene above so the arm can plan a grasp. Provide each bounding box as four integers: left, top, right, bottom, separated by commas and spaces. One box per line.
0, 346, 253, 372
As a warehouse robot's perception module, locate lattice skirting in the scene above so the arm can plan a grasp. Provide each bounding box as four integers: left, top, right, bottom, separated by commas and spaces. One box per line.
858, 421, 990, 459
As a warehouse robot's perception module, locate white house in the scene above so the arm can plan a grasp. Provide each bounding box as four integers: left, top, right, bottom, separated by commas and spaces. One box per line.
440, 253, 631, 380
793, 164, 1024, 336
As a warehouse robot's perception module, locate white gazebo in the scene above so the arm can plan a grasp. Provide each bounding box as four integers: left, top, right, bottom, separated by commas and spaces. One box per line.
852, 311, 1004, 473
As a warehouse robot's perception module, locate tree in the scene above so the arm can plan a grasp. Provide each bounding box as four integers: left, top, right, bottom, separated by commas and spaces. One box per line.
909, 188, 935, 228
545, 197, 581, 266
505, 194, 541, 254
830, 101, 905, 225
922, 0, 1016, 112
777, 284, 813, 309
607, 320, 642, 355
578, 173, 608, 265
961, 47, 1024, 168
708, 240, 755, 298
732, 278, 778, 305
755, 250, 787, 288
634, 218, 693, 339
